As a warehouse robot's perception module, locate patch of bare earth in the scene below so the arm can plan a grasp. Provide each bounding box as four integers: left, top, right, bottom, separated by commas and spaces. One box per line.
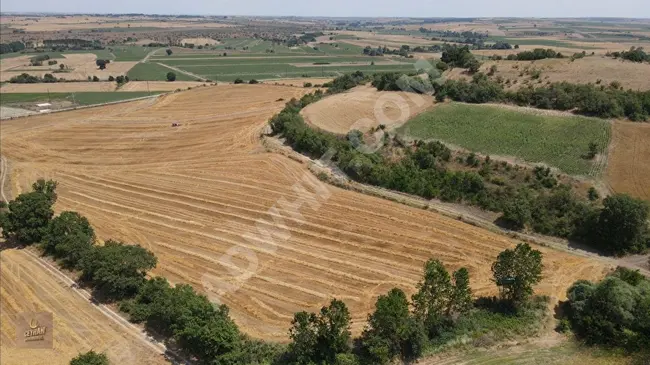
605, 120, 650, 201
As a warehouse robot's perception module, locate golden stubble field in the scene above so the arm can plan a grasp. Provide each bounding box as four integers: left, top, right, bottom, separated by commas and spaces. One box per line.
301, 85, 434, 134
0, 249, 168, 365
0, 84, 610, 342
605, 121, 650, 201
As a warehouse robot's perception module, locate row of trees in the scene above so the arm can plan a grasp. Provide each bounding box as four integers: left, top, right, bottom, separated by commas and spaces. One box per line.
0, 181, 275, 365
435, 73, 650, 121
504, 48, 565, 61
285, 243, 545, 364
1, 180, 549, 365
0, 41, 25, 54
270, 76, 649, 255
9, 72, 58, 83
607, 46, 649, 63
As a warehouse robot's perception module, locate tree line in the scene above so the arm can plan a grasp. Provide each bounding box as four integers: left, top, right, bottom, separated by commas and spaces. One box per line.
435, 73, 650, 121
0, 181, 551, 364
270, 75, 649, 256
607, 47, 650, 63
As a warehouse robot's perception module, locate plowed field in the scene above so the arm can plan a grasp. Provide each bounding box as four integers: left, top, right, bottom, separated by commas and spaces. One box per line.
0, 84, 609, 341
605, 121, 650, 200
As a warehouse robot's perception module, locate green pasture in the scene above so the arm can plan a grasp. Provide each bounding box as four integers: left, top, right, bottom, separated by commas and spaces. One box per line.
398, 103, 611, 176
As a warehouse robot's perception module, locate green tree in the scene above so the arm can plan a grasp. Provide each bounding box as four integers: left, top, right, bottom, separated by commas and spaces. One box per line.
491, 243, 543, 304
80, 240, 157, 300
411, 259, 452, 335
166, 72, 176, 82
69, 350, 109, 365
166, 49, 173, 56
42, 211, 95, 268
448, 268, 473, 316
596, 194, 649, 254
0, 180, 57, 244
288, 299, 352, 364
174, 304, 241, 364
96, 59, 107, 70
360, 288, 425, 364
92, 76, 99, 82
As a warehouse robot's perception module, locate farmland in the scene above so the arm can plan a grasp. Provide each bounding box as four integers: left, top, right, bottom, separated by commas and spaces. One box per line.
127, 62, 200, 81
605, 121, 650, 200
0, 249, 167, 365
0, 91, 159, 107
397, 103, 611, 176
301, 85, 434, 134
0, 84, 610, 342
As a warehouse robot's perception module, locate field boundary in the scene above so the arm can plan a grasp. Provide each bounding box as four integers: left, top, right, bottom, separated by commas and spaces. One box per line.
263, 135, 649, 277
0, 93, 166, 121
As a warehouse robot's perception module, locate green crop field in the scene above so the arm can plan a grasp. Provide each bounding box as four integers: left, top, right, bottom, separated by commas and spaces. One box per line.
0, 91, 159, 106
487, 37, 600, 49
397, 103, 611, 176
109, 46, 158, 61
127, 63, 199, 81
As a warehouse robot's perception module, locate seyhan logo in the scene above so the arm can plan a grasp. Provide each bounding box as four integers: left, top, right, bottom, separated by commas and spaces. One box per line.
16, 312, 53, 348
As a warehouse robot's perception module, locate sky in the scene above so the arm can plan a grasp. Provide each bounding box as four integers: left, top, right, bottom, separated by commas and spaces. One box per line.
1, 0, 649, 18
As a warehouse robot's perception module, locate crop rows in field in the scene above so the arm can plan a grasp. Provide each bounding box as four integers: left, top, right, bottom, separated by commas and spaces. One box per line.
398, 103, 611, 176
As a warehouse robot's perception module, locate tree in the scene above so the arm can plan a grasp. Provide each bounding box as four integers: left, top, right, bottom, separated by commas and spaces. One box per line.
491, 243, 543, 304
92, 76, 99, 82
288, 299, 352, 364
174, 304, 241, 364
466, 59, 482, 74
80, 240, 157, 300
166, 72, 176, 82
0, 180, 57, 244
69, 350, 109, 365
108, 76, 115, 82
96, 59, 107, 70
448, 268, 473, 315
412, 259, 452, 335
59, 63, 65, 70
166, 49, 173, 56
360, 288, 425, 364
596, 194, 649, 254
41, 211, 95, 267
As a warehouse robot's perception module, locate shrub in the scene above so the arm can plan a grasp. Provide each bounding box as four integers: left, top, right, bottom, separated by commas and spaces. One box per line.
233, 78, 244, 84
249, 79, 259, 84
166, 72, 176, 82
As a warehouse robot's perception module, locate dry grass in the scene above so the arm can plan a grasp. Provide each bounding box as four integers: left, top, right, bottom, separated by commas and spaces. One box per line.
301, 85, 434, 134
0, 249, 168, 365
181, 38, 220, 46
445, 57, 650, 91
0, 54, 137, 82
1, 15, 232, 32
0, 85, 609, 342
605, 121, 650, 201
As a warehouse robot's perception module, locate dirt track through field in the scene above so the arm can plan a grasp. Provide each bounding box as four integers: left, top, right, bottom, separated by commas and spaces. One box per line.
0, 84, 610, 341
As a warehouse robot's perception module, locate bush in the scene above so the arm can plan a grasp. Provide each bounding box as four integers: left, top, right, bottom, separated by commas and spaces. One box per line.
92, 76, 99, 82
166, 72, 176, 82
304, 82, 313, 87
249, 79, 259, 84
69, 350, 109, 365
233, 78, 244, 84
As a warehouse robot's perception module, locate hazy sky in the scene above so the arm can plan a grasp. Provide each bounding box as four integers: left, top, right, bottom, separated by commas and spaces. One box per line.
1, 0, 649, 18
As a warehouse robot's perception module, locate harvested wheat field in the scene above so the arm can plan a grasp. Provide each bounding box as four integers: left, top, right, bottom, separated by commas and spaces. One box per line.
0, 84, 610, 341
0, 249, 167, 365
301, 85, 434, 134
181, 38, 220, 46
605, 121, 650, 200
447, 57, 650, 91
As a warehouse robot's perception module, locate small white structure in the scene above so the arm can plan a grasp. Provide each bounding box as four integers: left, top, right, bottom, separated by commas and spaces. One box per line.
36, 103, 52, 108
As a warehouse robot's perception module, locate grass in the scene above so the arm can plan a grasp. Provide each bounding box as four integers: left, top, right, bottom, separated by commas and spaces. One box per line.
487, 37, 600, 49
109, 46, 157, 61
397, 103, 611, 176
127, 63, 199, 81
0, 91, 159, 106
